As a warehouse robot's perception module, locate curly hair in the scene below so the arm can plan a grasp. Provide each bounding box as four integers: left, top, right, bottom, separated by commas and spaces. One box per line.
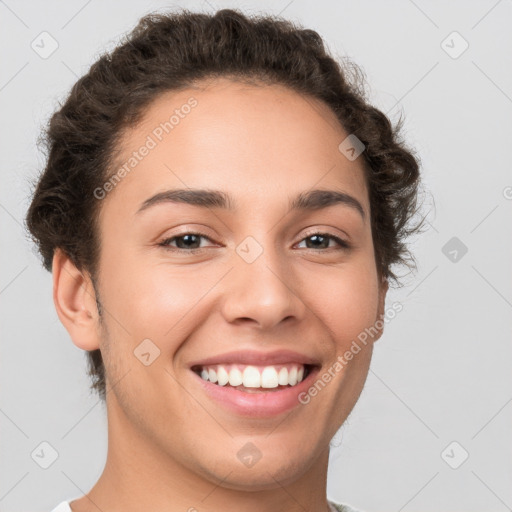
26, 8, 425, 401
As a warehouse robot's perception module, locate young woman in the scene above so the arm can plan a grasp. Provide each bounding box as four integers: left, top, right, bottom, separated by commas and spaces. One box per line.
26, 8, 423, 512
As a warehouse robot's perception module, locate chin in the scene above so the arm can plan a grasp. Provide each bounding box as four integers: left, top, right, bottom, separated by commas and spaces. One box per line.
196, 441, 324, 491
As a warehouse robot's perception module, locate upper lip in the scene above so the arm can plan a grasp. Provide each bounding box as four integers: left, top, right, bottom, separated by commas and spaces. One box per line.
188, 349, 321, 368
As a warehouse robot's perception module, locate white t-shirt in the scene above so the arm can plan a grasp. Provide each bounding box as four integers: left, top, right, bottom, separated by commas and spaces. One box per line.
50, 502, 73, 512
50, 498, 360, 511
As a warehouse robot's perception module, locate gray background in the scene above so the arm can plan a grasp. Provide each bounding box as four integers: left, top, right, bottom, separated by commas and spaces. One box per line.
1, 0, 511, 510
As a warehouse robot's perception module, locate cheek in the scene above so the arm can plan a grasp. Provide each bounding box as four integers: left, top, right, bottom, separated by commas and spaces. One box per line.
96, 260, 200, 399
302, 260, 380, 350
100, 253, 221, 343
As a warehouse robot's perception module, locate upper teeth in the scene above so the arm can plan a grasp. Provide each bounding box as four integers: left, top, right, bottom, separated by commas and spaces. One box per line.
199, 364, 305, 388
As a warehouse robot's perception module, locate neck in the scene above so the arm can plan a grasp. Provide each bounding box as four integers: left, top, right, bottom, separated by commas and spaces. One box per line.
72, 394, 332, 512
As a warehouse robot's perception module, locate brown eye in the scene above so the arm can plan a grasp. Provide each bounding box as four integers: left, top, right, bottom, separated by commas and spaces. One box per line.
297, 233, 350, 250
159, 232, 213, 251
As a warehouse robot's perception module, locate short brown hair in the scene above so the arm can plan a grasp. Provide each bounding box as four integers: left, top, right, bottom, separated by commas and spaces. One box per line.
26, 8, 426, 401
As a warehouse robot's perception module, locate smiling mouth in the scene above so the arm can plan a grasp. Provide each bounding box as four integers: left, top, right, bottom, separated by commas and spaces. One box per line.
191, 363, 315, 393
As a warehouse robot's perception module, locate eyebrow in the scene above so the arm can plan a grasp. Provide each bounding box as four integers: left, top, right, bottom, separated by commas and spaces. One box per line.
136, 188, 366, 220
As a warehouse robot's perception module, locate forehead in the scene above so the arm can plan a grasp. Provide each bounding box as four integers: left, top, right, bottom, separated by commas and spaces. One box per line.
103, 78, 369, 216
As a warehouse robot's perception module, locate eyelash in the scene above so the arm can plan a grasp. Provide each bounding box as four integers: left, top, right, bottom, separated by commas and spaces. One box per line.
158, 231, 351, 253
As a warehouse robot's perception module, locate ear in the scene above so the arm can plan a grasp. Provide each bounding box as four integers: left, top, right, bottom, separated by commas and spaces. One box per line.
52, 248, 101, 351
373, 276, 389, 343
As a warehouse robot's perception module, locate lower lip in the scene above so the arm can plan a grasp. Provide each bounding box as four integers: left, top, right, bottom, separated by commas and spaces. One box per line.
191, 367, 320, 418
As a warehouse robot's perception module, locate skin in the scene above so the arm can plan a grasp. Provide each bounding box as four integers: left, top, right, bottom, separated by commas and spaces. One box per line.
53, 78, 388, 512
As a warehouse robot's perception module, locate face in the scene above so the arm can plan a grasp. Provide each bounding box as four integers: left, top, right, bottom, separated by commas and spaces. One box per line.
91, 78, 387, 490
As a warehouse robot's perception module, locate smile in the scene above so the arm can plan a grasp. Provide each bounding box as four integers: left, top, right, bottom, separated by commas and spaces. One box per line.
190, 365, 320, 417
192, 363, 312, 391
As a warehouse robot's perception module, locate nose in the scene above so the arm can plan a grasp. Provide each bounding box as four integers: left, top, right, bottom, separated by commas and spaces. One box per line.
220, 240, 307, 330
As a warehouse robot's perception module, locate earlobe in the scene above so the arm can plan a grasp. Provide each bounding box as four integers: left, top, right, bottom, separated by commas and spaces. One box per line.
52, 248, 101, 351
